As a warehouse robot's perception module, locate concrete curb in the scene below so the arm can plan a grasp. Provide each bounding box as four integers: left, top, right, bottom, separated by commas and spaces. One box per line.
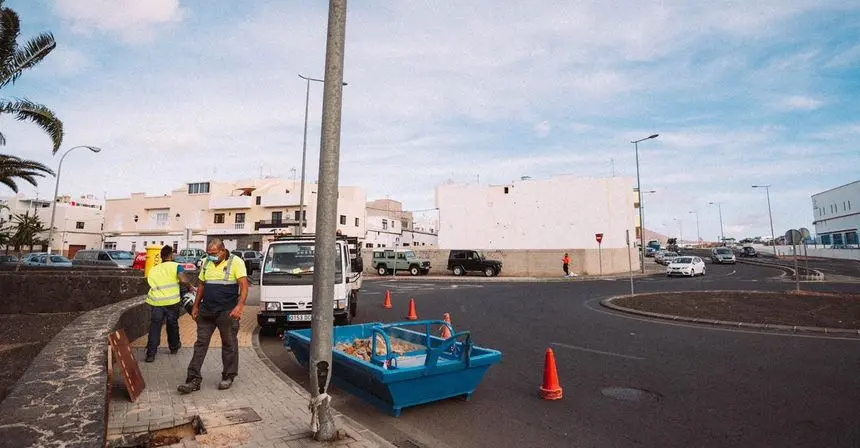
251, 327, 397, 448
600, 292, 860, 337
736, 258, 825, 282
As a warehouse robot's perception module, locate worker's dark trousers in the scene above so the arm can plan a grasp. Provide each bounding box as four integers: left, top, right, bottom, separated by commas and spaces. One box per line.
186, 310, 239, 381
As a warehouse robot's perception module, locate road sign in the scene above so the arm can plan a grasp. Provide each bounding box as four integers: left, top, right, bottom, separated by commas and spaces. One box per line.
799, 227, 811, 240
595, 233, 604, 244
785, 229, 803, 245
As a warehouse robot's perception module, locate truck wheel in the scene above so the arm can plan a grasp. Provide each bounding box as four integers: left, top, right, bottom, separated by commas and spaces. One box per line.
409, 265, 420, 276
335, 312, 353, 326
350, 291, 358, 317
484, 267, 495, 277
453, 266, 464, 276
377, 265, 387, 276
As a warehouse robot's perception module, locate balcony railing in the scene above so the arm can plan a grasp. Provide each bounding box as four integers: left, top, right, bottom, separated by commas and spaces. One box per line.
255, 219, 299, 231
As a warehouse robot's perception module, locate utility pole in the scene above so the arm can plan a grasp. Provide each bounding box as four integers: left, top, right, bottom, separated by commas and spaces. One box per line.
308, 0, 347, 442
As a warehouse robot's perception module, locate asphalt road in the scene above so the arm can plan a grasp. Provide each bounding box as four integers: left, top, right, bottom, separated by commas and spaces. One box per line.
259, 262, 860, 448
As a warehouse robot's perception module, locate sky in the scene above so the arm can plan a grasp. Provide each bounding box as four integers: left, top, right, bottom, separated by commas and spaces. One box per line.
2, 0, 859, 242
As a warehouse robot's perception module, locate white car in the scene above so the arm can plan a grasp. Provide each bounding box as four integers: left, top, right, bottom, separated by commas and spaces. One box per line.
666, 256, 706, 277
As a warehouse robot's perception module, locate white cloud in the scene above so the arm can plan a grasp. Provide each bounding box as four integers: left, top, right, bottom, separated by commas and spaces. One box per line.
825, 44, 860, 69
53, 0, 184, 43
534, 121, 551, 138
33, 45, 90, 78
778, 95, 824, 111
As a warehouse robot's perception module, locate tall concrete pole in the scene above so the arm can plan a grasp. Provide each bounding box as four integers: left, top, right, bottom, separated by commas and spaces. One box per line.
308, 0, 347, 442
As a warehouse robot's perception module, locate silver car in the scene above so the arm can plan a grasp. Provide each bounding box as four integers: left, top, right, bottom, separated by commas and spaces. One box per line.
710, 247, 737, 264
72, 249, 135, 268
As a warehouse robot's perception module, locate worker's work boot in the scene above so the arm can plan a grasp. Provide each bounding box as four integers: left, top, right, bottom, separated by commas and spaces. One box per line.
177, 378, 201, 394
218, 374, 234, 390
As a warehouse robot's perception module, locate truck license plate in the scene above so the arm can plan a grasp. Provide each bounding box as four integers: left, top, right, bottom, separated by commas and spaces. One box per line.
287, 313, 312, 322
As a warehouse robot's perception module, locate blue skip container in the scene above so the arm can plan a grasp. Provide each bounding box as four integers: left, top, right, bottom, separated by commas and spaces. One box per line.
285, 320, 502, 417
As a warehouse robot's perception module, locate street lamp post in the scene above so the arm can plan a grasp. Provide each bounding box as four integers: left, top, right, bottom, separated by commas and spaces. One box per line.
708, 201, 725, 244
689, 210, 701, 243
297, 74, 347, 236
752, 185, 777, 256
47, 145, 102, 261
632, 133, 659, 273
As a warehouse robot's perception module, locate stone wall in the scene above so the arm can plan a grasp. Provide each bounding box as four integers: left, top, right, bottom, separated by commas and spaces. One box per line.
361, 248, 641, 277
0, 296, 149, 448
0, 271, 148, 314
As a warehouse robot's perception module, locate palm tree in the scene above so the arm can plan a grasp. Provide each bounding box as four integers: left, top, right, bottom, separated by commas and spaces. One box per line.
0, 154, 53, 192
0, 0, 63, 152
10, 210, 44, 270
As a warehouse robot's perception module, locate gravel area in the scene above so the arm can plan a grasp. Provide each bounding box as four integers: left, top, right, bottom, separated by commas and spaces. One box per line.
0, 312, 82, 402
612, 290, 860, 329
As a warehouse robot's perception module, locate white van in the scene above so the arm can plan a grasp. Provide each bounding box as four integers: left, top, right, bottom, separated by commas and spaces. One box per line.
256, 235, 357, 334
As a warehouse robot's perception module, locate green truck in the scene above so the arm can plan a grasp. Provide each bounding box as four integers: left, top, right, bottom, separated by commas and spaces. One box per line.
372, 249, 432, 276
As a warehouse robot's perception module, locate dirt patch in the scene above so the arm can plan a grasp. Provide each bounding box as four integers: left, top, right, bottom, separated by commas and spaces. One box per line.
611, 291, 860, 329
0, 312, 82, 402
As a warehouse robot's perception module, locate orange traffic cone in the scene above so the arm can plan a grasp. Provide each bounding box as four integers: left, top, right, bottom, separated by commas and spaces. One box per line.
406, 298, 418, 320
539, 347, 563, 400
383, 290, 392, 309
440, 312, 452, 338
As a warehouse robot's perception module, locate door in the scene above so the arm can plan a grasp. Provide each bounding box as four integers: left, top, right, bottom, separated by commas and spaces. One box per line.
465, 251, 481, 271
67, 245, 85, 260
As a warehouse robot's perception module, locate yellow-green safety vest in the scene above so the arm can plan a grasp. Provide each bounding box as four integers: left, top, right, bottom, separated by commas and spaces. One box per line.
146, 261, 181, 306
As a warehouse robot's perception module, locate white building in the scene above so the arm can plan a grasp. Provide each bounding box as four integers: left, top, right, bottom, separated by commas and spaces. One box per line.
1, 193, 105, 257
435, 176, 637, 249
104, 178, 367, 253
363, 199, 438, 249
812, 180, 859, 247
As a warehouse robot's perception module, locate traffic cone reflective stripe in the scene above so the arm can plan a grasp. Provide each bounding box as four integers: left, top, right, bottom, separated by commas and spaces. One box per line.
539, 347, 563, 400
383, 290, 392, 309
440, 312, 452, 338
406, 298, 418, 320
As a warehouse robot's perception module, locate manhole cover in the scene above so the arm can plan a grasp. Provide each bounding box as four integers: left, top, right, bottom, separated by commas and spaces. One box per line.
601, 387, 662, 402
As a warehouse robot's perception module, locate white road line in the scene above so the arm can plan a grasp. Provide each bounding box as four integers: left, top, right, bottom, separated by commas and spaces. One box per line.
550, 342, 645, 360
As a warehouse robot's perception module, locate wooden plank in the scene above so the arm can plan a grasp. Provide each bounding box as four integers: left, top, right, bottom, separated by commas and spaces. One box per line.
108, 329, 146, 402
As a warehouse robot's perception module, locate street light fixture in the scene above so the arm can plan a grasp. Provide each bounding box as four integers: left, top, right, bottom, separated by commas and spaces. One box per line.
689, 210, 701, 243
47, 145, 102, 261
296, 74, 348, 236
752, 185, 777, 256
632, 133, 659, 273
708, 201, 725, 244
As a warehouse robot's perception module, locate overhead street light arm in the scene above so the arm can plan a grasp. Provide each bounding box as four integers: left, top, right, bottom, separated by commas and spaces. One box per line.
47, 145, 102, 261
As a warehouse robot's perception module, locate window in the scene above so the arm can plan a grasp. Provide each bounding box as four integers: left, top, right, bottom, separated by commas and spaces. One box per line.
403, 243, 410, 247
401, 219, 408, 229
235, 213, 246, 224
160, 241, 164, 246
366, 243, 374, 249
131, 242, 137, 252
340, 215, 347, 225
294, 210, 306, 221
187, 182, 210, 195
75, 221, 85, 229
504, 187, 509, 194
849, 200, 853, 210
382, 219, 388, 230
272, 211, 283, 223
173, 241, 178, 252
156, 212, 169, 228
844, 202, 847, 211
214, 213, 225, 224
355, 217, 360, 227
104, 242, 117, 250
256, 196, 262, 205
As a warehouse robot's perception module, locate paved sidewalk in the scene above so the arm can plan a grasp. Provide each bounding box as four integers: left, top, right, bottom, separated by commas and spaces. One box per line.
108, 306, 392, 447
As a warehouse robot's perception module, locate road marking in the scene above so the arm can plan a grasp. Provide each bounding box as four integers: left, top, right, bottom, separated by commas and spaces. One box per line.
550, 342, 645, 360
582, 298, 860, 342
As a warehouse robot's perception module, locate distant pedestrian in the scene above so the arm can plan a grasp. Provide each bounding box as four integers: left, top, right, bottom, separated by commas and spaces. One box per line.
177, 239, 249, 394
562, 253, 570, 277
145, 245, 188, 363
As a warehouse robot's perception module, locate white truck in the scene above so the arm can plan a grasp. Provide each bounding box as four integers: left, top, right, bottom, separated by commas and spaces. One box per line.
256, 235, 361, 334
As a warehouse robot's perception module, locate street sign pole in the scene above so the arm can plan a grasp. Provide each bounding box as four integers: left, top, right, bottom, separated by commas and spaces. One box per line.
595, 233, 604, 276
308, 0, 347, 441
626, 230, 634, 296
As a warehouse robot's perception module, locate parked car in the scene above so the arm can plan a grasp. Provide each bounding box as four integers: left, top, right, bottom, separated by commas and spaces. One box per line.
645, 247, 657, 257
177, 248, 207, 268
653, 250, 668, 264
666, 256, 706, 277
232, 250, 263, 274
372, 249, 431, 276
23, 253, 73, 267
740, 246, 758, 257
711, 247, 737, 264
658, 251, 680, 265
0, 255, 17, 266
72, 249, 135, 268
447, 250, 503, 277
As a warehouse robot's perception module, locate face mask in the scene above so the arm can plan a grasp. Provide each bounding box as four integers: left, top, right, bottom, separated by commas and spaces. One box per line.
207, 255, 220, 263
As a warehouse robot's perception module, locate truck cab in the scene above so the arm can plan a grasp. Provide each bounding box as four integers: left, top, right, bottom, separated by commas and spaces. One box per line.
257, 235, 357, 334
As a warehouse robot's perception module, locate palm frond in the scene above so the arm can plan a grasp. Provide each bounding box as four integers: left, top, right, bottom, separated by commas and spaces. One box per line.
0, 153, 53, 193
0, 98, 63, 152
0, 7, 21, 66
0, 32, 55, 88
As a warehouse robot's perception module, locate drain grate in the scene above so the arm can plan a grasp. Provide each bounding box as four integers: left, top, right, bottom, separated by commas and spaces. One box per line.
393, 439, 425, 448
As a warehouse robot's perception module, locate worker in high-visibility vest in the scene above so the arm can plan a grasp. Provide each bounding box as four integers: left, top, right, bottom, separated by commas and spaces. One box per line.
145, 245, 188, 363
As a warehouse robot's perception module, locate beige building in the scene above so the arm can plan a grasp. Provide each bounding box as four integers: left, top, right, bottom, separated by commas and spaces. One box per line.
1, 193, 105, 258
363, 199, 438, 249
104, 178, 367, 253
